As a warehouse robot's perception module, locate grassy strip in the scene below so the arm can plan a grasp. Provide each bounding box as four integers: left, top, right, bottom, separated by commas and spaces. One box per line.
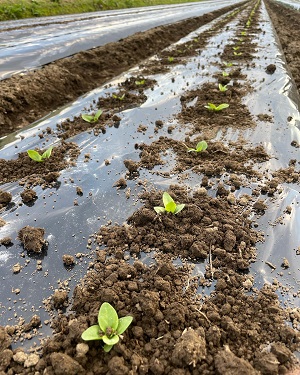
0, 0, 200, 21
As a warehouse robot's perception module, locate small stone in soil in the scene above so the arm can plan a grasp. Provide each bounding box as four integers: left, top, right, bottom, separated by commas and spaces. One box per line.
12, 263, 22, 274
62, 255, 75, 266
0, 237, 12, 246
266, 63, 276, 74
52, 290, 68, 309
113, 177, 127, 189
17, 226, 45, 253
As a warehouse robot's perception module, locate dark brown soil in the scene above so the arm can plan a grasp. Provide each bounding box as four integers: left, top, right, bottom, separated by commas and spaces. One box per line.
1, 1, 300, 374
17, 226, 46, 253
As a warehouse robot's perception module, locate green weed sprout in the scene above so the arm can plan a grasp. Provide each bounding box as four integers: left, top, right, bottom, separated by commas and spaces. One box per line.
204, 103, 229, 111
186, 140, 208, 153
168, 56, 174, 63
81, 302, 133, 353
112, 93, 125, 100
222, 71, 229, 77
154, 192, 185, 215
218, 83, 228, 92
27, 146, 53, 162
135, 79, 145, 86
81, 109, 102, 123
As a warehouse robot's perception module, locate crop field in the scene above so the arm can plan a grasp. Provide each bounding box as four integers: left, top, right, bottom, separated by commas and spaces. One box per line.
0, 0, 300, 374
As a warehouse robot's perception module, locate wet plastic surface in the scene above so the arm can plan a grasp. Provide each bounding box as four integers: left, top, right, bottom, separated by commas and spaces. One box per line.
0, 2, 300, 349
0, 0, 244, 80
274, 0, 300, 10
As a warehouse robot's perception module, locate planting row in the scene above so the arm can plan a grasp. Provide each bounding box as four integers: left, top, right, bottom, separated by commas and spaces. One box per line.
0, 0, 300, 374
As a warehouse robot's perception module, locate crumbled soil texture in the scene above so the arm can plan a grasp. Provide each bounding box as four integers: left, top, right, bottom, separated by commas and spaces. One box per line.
134, 137, 268, 180
265, 0, 300, 92
0, 3, 244, 138
2, 256, 297, 375
17, 226, 46, 253
0, 141, 80, 187
1, 1, 300, 375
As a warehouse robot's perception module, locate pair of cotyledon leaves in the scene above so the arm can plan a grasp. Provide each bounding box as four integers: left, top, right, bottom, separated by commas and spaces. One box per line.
81, 302, 133, 353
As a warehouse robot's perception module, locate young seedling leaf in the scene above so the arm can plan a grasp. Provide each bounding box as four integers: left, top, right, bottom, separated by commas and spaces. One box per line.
174, 204, 185, 214
233, 46, 240, 50
196, 140, 208, 151
81, 114, 95, 123
41, 146, 53, 160
154, 206, 166, 214
98, 302, 118, 332
27, 150, 43, 162
165, 200, 177, 213
135, 80, 145, 85
102, 335, 119, 346
103, 344, 113, 353
162, 192, 174, 207
81, 325, 102, 341
216, 103, 229, 110
117, 316, 133, 335
218, 83, 228, 92
222, 71, 229, 77
168, 56, 174, 62
205, 103, 229, 111
234, 51, 243, 56
94, 109, 103, 121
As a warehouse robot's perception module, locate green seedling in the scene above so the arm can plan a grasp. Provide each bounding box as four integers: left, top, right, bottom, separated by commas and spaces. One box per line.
222, 71, 229, 77
246, 20, 251, 27
81, 109, 102, 123
135, 79, 145, 86
27, 146, 53, 162
112, 93, 125, 100
81, 302, 133, 353
232, 46, 240, 51
168, 56, 174, 63
224, 62, 233, 67
233, 51, 243, 56
204, 103, 229, 111
186, 140, 208, 153
218, 83, 228, 92
154, 192, 185, 215
241, 31, 247, 36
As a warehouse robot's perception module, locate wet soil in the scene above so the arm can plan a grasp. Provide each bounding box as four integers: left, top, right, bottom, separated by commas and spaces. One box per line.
1, 1, 300, 375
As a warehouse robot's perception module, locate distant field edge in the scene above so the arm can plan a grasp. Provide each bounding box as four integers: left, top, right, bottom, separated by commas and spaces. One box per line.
0, 0, 203, 21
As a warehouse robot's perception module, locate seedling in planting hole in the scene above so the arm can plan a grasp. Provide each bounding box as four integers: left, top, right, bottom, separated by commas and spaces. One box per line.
218, 83, 228, 92
154, 192, 185, 215
168, 56, 174, 63
135, 79, 145, 86
112, 93, 125, 100
232, 46, 240, 51
27, 146, 53, 162
234, 51, 243, 56
205, 103, 229, 111
81, 302, 133, 353
186, 140, 208, 153
81, 109, 102, 123
224, 62, 233, 67
241, 31, 247, 36
222, 71, 229, 77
